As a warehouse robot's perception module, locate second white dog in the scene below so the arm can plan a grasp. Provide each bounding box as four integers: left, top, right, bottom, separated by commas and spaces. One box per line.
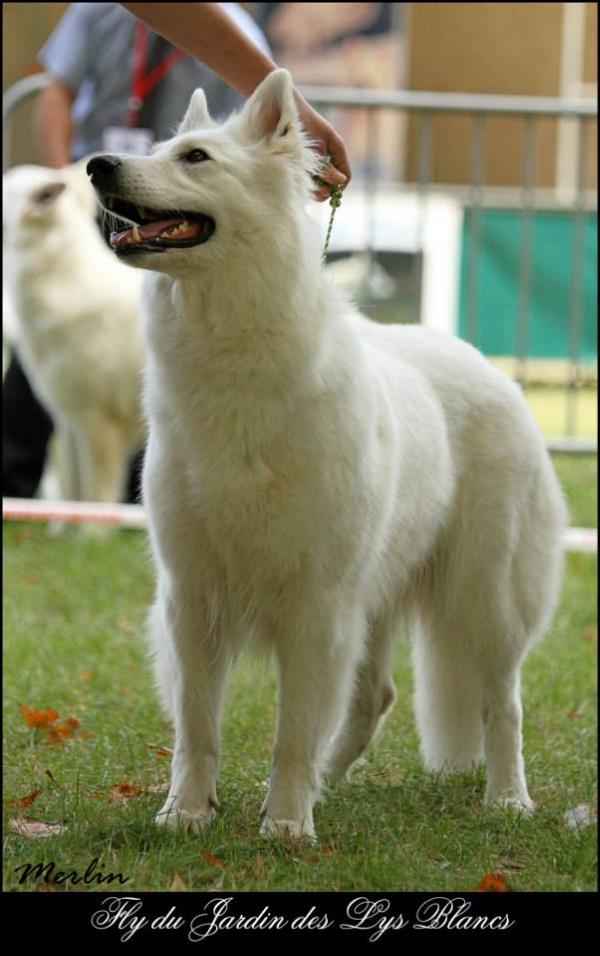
3, 162, 145, 502
89, 70, 567, 840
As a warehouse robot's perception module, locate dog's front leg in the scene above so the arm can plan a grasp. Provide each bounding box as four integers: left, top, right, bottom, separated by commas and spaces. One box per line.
261, 604, 366, 841
154, 588, 229, 834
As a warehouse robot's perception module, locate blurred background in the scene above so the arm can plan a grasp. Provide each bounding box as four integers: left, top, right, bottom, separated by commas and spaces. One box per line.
3, 2, 598, 479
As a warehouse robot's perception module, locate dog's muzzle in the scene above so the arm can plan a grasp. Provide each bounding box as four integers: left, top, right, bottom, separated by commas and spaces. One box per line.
86, 154, 216, 256
87, 155, 122, 191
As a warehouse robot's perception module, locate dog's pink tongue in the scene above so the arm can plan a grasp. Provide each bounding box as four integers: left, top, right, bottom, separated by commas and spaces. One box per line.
110, 218, 201, 247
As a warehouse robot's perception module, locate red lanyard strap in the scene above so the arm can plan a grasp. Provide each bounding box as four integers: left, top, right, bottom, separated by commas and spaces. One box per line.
127, 22, 187, 127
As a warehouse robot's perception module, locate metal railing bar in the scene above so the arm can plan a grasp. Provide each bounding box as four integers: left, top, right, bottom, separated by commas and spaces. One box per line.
301, 86, 597, 118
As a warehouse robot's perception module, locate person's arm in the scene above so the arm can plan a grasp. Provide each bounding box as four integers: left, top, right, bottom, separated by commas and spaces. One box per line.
120, 2, 350, 196
34, 80, 76, 168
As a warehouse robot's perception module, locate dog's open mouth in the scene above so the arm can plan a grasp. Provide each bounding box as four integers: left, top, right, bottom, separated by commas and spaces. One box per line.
103, 195, 215, 254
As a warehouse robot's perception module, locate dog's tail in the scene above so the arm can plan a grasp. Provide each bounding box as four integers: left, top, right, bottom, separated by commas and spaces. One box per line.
411, 621, 485, 772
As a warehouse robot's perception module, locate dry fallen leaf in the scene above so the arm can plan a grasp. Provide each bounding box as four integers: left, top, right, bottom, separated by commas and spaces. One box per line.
146, 783, 169, 794
10, 819, 65, 839
476, 870, 510, 892
19, 705, 59, 729
202, 849, 225, 870
19, 789, 41, 810
567, 708, 582, 720
47, 717, 80, 744
109, 781, 144, 804
169, 873, 188, 891
148, 744, 173, 758
79, 670, 94, 682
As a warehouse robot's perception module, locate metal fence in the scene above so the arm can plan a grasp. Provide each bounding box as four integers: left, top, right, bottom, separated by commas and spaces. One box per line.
301, 85, 597, 453
3, 76, 598, 453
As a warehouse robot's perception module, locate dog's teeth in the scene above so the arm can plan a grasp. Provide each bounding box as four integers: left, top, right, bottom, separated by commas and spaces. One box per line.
131, 225, 141, 243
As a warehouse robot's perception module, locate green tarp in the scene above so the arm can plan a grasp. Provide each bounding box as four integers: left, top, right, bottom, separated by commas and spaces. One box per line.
458, 209, 598, 362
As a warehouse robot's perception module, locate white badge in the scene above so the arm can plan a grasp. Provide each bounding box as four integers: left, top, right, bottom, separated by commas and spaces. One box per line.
102, 126, 154, 156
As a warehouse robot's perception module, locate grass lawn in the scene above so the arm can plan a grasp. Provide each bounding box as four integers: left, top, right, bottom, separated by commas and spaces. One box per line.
3, 455, 597, 893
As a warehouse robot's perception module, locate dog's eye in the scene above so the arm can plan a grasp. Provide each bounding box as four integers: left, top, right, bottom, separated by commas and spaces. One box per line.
183, 149, 210, 164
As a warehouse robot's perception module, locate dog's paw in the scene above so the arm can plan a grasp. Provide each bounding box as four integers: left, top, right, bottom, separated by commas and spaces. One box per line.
260, 816, 316, 842
484, 793, 535, 816
155, 801, 215, 834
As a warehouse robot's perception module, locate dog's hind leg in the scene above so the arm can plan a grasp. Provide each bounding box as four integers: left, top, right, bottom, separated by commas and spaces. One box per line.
324, 611, 398, 782
413, 453, 565, 811
261, 601, 367, 840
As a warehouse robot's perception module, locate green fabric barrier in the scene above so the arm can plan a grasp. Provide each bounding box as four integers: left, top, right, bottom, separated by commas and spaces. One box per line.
458, 209, 598, 361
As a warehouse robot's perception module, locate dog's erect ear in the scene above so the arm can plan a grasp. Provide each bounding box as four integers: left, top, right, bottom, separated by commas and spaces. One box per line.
242, 69, 298, 143
31, 181, 66, 205
178, 89, 215, 133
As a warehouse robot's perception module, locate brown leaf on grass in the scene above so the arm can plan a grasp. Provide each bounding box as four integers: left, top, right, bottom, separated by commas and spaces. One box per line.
109, 781, 144, 804
169, 873, 188, 891
79, 670, 94, 682
19, 789, 41, 810
146, 783, 169, 795
19, 705, 59, 729
475, 870, 510, 892
499, 859, 526, 871
202, 849, 225, 870
582, 626, 597, 643
148, 744, 173, 758
305, 843, 335, 864
47, 717, 80, 744
10, 819, 65, 839
567, 708, 581, 720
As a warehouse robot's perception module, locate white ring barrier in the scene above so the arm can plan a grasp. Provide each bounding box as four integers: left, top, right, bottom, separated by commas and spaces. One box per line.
3, 498, 597, 553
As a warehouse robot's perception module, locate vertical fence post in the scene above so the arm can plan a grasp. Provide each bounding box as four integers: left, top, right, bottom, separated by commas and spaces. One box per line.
466, 115, 486, 348
515, 117, 538, 389
365, 106, 379, 282
565, 117, 588, 439
416, 111, 434, 321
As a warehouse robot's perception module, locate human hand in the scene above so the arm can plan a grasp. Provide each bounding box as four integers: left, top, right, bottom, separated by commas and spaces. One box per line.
294, 92, 351, 201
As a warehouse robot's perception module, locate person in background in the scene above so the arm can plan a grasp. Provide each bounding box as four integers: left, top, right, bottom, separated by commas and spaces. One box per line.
3, 2, 273, 501
35, 2, 273, 167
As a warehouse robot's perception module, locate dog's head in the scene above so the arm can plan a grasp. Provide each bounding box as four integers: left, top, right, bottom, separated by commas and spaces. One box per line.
87, 70, 323, 276
3, 162, 98, 249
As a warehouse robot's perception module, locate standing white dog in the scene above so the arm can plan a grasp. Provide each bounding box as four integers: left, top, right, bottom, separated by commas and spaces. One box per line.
3, 163, 145, 502
89, 70, 567, 840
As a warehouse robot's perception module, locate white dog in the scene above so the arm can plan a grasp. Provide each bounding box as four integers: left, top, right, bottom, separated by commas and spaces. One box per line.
89, 70, 567, 840
3, 163, 145, 502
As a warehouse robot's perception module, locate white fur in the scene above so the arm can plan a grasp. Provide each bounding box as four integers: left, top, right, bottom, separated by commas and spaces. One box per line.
99, 71, 567, 838
3, 162, 145, 502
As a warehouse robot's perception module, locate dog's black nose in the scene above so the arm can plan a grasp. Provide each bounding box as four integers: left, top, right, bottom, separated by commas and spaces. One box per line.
86, 154, 122, 189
